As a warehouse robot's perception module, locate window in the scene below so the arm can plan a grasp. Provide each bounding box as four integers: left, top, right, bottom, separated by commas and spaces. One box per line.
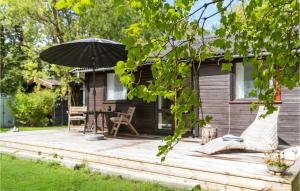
82, 80, 87, 106
235, 62, 258, 99
106, 73, 127, 100
157, 96, 173, 130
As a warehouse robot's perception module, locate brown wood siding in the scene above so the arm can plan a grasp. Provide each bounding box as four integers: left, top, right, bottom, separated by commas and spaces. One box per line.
85, 65, 157, 134
199, 62, 300, 145
199, 62, 230, 136
84, 62, 300, 143
278, 87, 300, 145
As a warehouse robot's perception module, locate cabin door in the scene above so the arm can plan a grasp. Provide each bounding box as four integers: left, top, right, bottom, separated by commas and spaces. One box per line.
157, 96, 173, 133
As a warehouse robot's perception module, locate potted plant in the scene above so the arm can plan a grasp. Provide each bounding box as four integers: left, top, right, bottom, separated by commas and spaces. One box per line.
264, 151, 293, 174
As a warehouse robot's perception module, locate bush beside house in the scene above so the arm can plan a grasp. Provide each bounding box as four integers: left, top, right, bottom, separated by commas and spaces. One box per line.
9, 89, 56, 126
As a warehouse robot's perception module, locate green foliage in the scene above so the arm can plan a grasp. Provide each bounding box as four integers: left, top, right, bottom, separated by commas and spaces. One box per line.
264, 151, 290, 170
0, 24, 27, 95
0, 0, 74, 96
55, 0, 94, 15
9, 89, 56, 126
55, 0, 138, 41
216, 0, 299, 114
115, 0, 213, 161
77, 0, 139, 41
114, 0, 299, 160
0, 0, 137, 98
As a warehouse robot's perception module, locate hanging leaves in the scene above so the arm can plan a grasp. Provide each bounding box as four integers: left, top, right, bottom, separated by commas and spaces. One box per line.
115, 0, 299, 160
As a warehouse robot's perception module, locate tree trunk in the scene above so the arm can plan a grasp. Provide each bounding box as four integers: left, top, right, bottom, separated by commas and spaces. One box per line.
192, 63, 200, 137
0, 25, 4, 78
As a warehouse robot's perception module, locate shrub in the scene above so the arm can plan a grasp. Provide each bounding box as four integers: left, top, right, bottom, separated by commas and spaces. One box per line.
9, 89, 56, 126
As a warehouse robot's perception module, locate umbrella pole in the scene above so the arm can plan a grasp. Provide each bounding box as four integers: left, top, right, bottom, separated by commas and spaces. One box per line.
93, 65, 97, 135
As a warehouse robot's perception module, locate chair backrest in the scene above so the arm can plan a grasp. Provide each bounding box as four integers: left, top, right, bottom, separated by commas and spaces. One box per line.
253, 106, 280, 123
68, 106, 87, 115
126, 107, 135, 123
241, 106, 280, 143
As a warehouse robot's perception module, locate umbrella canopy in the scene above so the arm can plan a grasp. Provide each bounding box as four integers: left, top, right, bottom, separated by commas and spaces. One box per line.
40, 38, 127, 135
40, 38, 126, 68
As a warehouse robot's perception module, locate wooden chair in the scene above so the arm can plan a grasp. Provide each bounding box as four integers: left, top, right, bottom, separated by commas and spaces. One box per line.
110, 107, 139, 136
67, 106, 87, 132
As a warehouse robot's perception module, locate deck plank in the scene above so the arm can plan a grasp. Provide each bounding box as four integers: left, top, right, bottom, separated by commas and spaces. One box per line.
0, 129, 299, 191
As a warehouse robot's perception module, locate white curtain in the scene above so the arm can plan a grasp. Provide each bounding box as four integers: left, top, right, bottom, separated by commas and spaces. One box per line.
243, 63, 256, 98
83, 80, 86, 106
107, 73, 127, 100
235, 62, 244, 99
235, 63, 258, 99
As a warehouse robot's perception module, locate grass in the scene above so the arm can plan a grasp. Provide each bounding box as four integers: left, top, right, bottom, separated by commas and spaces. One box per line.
0, 154, 199, 191
0, 126, 66, 133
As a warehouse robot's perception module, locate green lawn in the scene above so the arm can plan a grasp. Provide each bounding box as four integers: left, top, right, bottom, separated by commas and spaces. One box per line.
0, 154, 199, 191
0, 126, 66, 133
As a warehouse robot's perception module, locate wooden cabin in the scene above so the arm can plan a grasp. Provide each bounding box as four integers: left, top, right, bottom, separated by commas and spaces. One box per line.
70, 60, 300, 146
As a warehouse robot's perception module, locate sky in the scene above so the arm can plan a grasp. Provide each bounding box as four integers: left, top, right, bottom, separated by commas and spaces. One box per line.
166, 0, 236, 30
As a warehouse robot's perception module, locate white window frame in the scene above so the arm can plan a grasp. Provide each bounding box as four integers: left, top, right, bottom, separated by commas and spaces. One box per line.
106, 73, 127, 101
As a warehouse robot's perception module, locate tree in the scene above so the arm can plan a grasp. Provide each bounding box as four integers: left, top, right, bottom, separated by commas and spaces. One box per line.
0, 0, 78, 96
76, 0, 139, 41
0, 0, 137, 100
0, 23, 27, 95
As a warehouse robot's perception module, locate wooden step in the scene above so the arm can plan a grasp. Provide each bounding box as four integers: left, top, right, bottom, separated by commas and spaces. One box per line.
0, 139, 295, 191
0, 146, 258, 191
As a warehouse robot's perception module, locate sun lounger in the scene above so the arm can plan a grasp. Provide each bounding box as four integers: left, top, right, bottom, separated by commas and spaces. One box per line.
198, 106, 280, 154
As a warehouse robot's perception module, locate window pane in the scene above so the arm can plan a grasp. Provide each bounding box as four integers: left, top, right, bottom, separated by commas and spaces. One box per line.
107, 74, 115, 100
235, 63, 244, 99
235, 63, 257, 99
243, 64, 255, 98
157, 96, 172, 130
106, 73, 127, 100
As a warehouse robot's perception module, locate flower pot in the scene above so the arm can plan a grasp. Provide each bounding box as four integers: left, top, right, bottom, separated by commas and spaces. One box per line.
267, 164, 286, 174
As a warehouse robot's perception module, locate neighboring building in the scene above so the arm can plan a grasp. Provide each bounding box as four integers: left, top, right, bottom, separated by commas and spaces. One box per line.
35, 78, 61, 89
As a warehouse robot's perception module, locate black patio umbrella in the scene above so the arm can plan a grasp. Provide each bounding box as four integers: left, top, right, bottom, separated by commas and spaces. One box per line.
40, 38, 127, 135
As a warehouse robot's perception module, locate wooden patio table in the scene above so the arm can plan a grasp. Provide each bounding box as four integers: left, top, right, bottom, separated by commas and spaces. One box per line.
84, 110, 118, 134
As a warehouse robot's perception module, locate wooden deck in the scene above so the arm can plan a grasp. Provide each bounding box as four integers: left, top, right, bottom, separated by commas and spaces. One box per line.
0, 128, 299, 191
